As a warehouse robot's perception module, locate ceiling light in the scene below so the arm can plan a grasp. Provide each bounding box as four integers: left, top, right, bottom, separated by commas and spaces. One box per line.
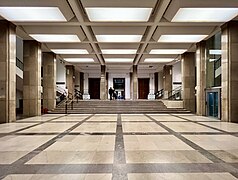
29, 34, 80, 43
96, 35, 142, 42
158, 35, 207, 43
101, 49, 137, 54
150, 49, 187, 54
104, 58, 134, 63
172, 8, 238, 22
64, 58, 94, 63
144, 58, 174, 63
209, 50, 222, 55
51, 49, 89, 54
209, 59, 218, 62
0, 7, 66, 22
85, 7, 152, 22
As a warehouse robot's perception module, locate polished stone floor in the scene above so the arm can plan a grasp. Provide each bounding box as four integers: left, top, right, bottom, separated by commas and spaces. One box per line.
0, 114, 238, 179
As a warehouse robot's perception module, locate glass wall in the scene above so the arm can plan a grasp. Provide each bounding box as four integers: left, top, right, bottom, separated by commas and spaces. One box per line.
206, 32, 221, 88
205, 32, 221, 119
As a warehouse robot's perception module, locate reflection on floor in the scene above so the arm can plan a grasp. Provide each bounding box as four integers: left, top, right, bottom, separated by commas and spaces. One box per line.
0, 114, 238, 179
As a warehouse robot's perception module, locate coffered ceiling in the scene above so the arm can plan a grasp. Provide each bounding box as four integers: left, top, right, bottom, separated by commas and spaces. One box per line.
0, 0, 238, 72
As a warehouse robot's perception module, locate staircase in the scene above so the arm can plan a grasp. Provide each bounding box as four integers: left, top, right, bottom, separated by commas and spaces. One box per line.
49, 100, 190, 114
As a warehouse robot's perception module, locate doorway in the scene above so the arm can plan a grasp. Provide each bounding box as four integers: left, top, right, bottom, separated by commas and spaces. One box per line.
113, 78, 125, 99
206, 88, 221, 119
138, 78, 149, 99
89, 78, 100, 99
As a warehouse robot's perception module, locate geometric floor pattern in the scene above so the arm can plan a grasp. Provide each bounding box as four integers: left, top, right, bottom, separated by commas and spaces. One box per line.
0, 113, 238, 179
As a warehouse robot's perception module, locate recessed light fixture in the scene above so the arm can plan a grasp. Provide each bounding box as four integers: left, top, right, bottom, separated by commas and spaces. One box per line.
0, 7, 66, 22
104, 58, 134, 63
158, 35, 207, 43
51, 49, 89, 54
150, 49, 187, 54
144, 58, 174, 63
96, 35, 142, 42
85, 7, 152, 22
101, 49, 137, 54
64, 58, 94, 63
172, 8, 238, 22
29, 34, 81, 43
209, 49, 222, 55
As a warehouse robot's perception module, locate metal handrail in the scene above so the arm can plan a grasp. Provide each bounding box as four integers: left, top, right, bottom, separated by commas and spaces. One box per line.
155, 89, 164, 99
168, 86, 182, 100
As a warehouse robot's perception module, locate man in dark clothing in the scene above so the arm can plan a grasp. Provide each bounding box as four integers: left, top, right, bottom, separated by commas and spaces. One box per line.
109, 87, 114, 100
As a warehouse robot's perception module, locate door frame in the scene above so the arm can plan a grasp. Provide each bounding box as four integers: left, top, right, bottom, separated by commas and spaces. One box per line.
205, 87, 221, 119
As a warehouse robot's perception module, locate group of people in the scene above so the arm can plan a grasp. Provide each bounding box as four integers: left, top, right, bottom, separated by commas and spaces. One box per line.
109, 87, 117, 100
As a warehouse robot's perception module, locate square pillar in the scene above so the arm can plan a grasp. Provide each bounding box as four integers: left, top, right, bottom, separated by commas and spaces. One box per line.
182, 52, 196, 113
0, 21, 16, 123
221, 21, 238, 122
100, 65, 106, 100
132, 65, 138, 100
196, 41, 206, 116
163, 65, 172, 99
42, 52, 56, 110
23, 40, 41, 116
66, 65, 75, 97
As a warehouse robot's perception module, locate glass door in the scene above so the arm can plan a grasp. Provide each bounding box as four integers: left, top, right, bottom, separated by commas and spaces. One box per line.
206, 88, 221, 119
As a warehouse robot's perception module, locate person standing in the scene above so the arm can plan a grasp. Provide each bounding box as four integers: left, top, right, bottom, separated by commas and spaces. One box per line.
109, 87, 113, 100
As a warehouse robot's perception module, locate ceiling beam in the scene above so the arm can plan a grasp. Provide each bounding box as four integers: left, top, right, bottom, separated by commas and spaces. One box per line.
67, 0, 105, 65
134, 0, 172, 65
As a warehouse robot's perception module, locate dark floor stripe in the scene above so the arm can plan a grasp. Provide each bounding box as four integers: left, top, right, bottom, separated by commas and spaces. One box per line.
112, 114, 128, 180
0, 115, 68, 138
145, 114, 224, 163
172, 114, 238, 136
0, 114, 94, 179
0, 163, 238, 174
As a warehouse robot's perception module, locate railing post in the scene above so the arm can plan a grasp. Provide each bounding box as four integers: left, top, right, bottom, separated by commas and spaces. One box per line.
65, 102, 67, 114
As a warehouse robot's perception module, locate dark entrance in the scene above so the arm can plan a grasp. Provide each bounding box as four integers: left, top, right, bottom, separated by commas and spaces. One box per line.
206, 88, 221, 119
113, 78, 125, 99
89, 78, 100, 99
138, 78, 149, 99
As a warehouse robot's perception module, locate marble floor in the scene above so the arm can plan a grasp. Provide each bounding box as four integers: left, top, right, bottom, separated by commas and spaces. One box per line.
0, 114, 238, 180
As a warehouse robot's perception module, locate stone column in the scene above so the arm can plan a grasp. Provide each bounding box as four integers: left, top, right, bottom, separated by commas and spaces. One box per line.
23, 40, 41, 116
80, 72, 84, 92
158, 71, 164, 91
182, 52, 196, 112
75, 70, 80, 91
0, 21, 16, 123
132, 65, 138, 100
100, 65, 106, 100
196, 41, 206, 116
163, 65, 172, 99
130, 72, 133, 100
42, 52, 56, 110
154, 72, 158, 93
221, 21, 238, 122
66, 65, 75, 97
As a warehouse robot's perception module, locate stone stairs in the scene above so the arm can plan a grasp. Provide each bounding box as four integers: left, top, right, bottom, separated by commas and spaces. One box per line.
49, 100, 190, 114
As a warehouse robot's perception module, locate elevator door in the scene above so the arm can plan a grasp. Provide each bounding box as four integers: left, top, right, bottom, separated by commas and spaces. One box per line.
206, 89, 220, 119
138, 78, 149, 99
89, 78, 100, 99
